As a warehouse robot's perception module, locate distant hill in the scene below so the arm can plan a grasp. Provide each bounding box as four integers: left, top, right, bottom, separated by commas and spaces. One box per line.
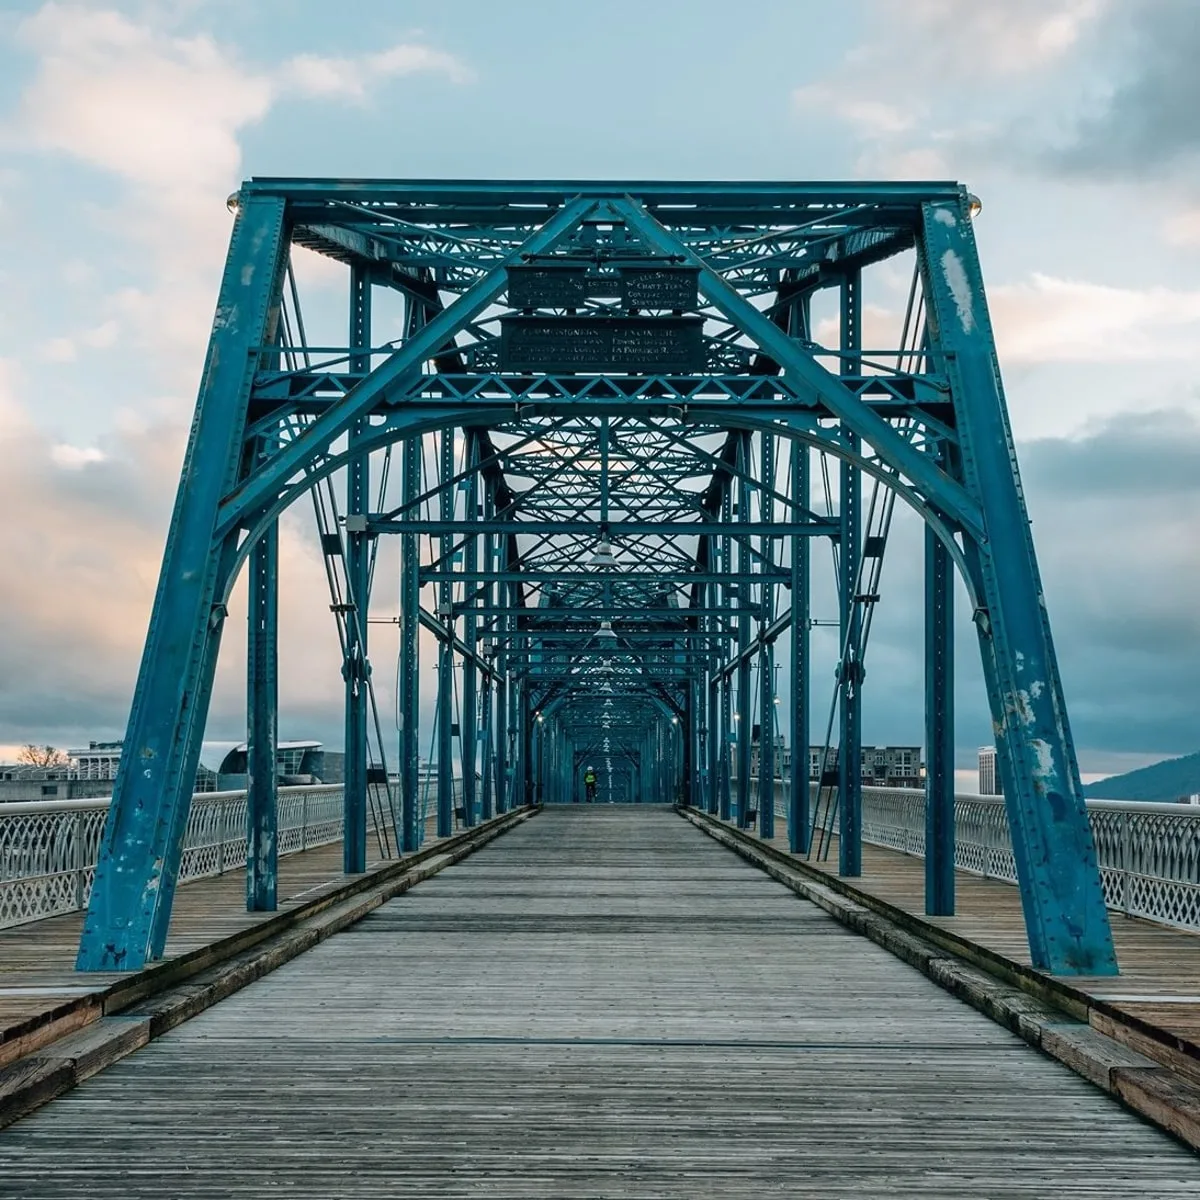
1083, 751, 1200, 803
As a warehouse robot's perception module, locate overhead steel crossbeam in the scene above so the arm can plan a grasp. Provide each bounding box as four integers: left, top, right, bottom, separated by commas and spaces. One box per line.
77, 179, 1116, 978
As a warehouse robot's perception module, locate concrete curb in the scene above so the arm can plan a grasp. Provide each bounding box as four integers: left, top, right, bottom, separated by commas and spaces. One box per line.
0, 807, 535, 1129
681, 805, 1200, 1152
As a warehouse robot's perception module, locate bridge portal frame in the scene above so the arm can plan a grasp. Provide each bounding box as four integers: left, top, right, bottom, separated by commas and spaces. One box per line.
75, 179, 1117, 977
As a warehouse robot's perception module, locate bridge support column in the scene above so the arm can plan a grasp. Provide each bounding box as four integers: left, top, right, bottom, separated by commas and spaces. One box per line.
399, 434, 421, 852
735, 434, 753, 829
920, 200, 1116, 974
838, 272, 863, 878
246, 516, 278, 911
925, 520, 955, 915
437, 429, 455, 838
706, 673, 719, 815
494, 629, 509, 814
719, 672, 733, 822
461, 435, 479, 827
342, 265, 372, 875
76, 195, 289, 971
759, 432, 776, 841
789, 440, 811, 855
479, 512, 496, 822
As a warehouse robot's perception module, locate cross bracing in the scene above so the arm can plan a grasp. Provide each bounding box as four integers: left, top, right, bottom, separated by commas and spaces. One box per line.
76, 179, 1118, 978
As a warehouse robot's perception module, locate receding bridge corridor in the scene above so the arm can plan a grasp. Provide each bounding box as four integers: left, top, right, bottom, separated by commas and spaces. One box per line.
1, 808, 1195, 1198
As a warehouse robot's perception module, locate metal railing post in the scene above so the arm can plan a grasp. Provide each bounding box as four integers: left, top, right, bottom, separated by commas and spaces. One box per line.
217, 797, 227, 876
73, 809, 87, 911
1120, 811, 1132, 916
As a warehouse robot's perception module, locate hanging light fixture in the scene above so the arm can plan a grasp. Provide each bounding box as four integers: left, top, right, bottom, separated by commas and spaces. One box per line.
589, 538, 618, 569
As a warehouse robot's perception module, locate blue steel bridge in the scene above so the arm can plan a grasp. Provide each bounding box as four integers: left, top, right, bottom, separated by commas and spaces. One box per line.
1, 180, 1199, 1196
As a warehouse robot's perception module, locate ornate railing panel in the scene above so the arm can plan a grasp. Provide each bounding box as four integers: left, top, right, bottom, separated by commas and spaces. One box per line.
0, 786, 344, 930
764, 782, 1200, 932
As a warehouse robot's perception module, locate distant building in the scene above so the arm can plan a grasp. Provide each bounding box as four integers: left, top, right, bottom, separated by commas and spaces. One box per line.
804, 745, 923, 788
979, 746, 1000, 795
749, 732, 789, 778
860, 745, 923, 789
0, 736, 323, 803
67, 741, 124, 781
215, 740, 331, 790
0, 762, 112, 803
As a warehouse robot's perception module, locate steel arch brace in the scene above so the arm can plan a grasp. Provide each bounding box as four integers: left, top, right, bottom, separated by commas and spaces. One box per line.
216, 196, 598, 539
919, 200, 1117, 975
77, 195, 291, 971
611, 197, 985, 543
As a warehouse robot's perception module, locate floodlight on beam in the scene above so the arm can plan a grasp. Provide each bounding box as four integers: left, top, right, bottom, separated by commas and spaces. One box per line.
589, 538, 619, 569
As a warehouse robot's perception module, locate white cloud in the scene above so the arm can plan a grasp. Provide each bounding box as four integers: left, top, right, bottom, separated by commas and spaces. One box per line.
792, 84, 913, 136
17, 5, 273, 195
34, 319, 120, 364
988, 273, 1200, 364
50, 443, 106, 468
12, 5, 471, 376
38, 335, 77, 363
81, 319, 119, 349
1163, 207, 1200, 247
17, 6, 471, 193
883, 0, 1105, 75
282, 43, 472, 101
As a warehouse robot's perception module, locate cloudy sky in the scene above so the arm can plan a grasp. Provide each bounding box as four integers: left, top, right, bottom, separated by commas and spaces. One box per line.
0, 0, 1197, 780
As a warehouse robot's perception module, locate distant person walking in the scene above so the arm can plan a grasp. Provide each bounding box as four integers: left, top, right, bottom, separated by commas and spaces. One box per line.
583, 767, 597, 803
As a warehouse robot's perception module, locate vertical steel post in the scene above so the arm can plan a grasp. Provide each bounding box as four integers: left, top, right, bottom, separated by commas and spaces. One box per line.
707, 672, 720, 815
399, 434, 421, 852
461, 434, 479, 827
246, 516, 278, 910
838, 271, 863, 877
789, 438, 811, 854
925, 521, 956, 915
759, 432, 776, 840
736, 434, 753, 829
495, 620, 509, 814
479, 492, 496, 821
437, 430, 455, 837
342, 265, 371, 874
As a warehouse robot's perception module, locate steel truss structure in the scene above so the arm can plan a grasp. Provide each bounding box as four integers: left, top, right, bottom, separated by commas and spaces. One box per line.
77, 180, 1117, 976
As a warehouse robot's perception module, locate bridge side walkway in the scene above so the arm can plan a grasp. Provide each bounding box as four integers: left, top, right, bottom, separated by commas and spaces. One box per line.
763, 825, 1200, 1061
0, 817, 445, 1058
0, 807, 1195, 1198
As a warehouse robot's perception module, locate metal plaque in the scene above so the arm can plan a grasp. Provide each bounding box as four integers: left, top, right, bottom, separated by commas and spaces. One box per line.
507, 266, 589, 310
500, 316, 705, 374
619, 267, 700, 311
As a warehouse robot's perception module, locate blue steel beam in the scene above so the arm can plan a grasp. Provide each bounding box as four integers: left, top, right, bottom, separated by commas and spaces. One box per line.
399, 435, 421, 852
919, 200, 1116, 975
789, 442, 811, 855
925, 520, 955, 916
342, 265, 371, 874
838, 273, 864, 878
77, 195, 289, 971
245, 517, 278, 911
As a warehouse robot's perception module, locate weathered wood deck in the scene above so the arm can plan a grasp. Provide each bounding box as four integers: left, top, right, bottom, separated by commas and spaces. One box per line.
0, 818, 443, 1062
762, 825, 1200, 1067
1, 807, 1195, 1197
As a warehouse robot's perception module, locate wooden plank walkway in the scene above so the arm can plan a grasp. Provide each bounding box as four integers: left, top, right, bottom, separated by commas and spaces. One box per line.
1, 807, 1196, 1197
0, 819, 442, 1055
767, 826, 1200, 1061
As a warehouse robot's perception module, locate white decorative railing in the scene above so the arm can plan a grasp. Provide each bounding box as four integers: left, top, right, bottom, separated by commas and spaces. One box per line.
761, 782, 1200, 933
0, 786, 344, 930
